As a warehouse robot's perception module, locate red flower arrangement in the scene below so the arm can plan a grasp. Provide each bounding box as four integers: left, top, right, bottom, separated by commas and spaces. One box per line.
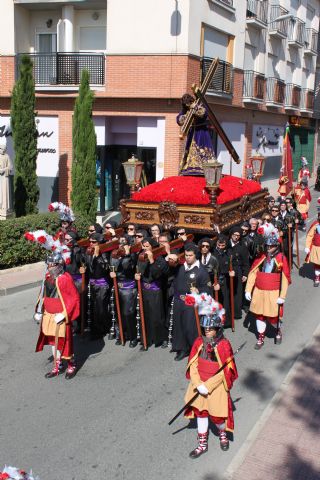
37, 236, 46, 244
132, 175, 261, 206
185, 294, 196, 306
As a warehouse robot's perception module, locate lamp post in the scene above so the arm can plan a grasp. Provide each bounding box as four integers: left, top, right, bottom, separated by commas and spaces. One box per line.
122, 154, 144, 197
249, 154, 265, 183
203, 158, 223, 206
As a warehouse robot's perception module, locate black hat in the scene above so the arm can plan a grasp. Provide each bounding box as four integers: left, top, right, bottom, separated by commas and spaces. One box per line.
266, 196, 275, 202
91, 233, 105, 243
230, 225, 242, 235
93, 223, 103, 234
142, 237, 159, 248
184, 242, 199, 254
198, 237, 213, 249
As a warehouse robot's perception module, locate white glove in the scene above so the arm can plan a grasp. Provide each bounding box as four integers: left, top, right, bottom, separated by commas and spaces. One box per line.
197, 384, 209, 396
304, 247, 310, 254
277, 297, 285, 305
34, 312, 43, 323
245, 292, 252, 302
54, 313, 65, 324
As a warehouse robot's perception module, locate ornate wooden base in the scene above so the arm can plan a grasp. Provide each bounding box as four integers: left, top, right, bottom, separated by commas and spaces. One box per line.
120, 188, 269, 234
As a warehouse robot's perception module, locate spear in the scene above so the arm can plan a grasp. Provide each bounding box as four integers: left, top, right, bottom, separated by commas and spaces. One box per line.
168, 342, 246, 426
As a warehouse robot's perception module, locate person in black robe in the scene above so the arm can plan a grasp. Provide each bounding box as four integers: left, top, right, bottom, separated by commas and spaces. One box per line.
135, 237, 169, 350
198, 237, 219, 285
212, 234, 233, 328
83, 233, 111, 340
110, 235, 138, 348
172, 243, 211, 361
227, 226, 250, 320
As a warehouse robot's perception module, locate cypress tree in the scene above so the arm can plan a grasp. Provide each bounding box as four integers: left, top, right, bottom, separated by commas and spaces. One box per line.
11, 55, 39, 217
71, 69, 97, 220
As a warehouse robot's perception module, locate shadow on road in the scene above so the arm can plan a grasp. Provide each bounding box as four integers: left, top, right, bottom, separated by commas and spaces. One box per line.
73, 335, 106, 373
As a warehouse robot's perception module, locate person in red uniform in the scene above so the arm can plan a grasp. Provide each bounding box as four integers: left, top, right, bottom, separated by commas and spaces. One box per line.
305, 202, 320, 286
25, 230, 80, 379
48, 201, 77, 242
294, 179, 312, 231
245, 223, 291, 349
183, 293, 238, 458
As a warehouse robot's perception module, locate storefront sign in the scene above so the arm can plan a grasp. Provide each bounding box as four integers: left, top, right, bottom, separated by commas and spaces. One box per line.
0, 115, 59, 176
289, 116, 311, 127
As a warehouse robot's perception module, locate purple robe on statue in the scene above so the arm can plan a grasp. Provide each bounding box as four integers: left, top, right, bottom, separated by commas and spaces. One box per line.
177, 105, 216, 176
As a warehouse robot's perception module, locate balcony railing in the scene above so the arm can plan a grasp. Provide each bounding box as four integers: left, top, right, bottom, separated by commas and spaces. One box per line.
201, 58, 233, 95
243, 71, 265, 101
285, 83, 301, 109
304, 28, 318, 55
266, 77, 285, 105
288, 18, 305, 47
269, 5, 289, 39
300, 88, 314, 111
246, 0, 268, 27
16, 52, 105, 86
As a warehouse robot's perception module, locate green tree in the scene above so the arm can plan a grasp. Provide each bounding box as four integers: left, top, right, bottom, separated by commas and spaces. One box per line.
71, 69, 97, 220
11, 55, 39, 217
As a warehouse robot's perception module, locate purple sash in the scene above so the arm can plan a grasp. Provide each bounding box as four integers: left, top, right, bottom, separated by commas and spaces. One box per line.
72, 274, 82, 282
118, 280, 136, 289
142, 280, 161, 291
90, 278, 109, 287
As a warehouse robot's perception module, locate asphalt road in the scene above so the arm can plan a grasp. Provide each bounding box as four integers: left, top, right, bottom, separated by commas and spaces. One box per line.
0, 215, 319, 480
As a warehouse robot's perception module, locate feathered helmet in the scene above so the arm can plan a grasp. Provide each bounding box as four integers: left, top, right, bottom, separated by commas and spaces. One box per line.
0, 465, 40, 480
317, 197, 320, 215
24, 230, 71, 265
257, 223, 280, 246
301, 156, 308, 166
185, 293, 225, 328
48, 202, 75, 223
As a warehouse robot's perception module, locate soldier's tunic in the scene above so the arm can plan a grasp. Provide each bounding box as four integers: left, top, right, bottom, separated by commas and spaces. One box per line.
184, 334, 238, 432
305, 221, 320, 266
246, 253, 291, 322
294, 186, 312, 220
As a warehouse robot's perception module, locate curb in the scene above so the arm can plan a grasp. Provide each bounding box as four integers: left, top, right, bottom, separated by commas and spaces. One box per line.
223, 321, 320, 480
0, 261, 45, 276
0, 280, 42, 296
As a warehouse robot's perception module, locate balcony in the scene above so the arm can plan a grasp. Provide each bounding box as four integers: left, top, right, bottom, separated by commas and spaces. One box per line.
16, 52, 105, 87
269, 5, 289, 39
300, 88, 314, 113
208, 0, 235, 14
243, 71, 265, 103
304, 28, 318, 55
201, 58, 233, 96
266, 77, 285, 106
288, 18, 305, 48
246, 0, 268, 29
285, 83, 301, 110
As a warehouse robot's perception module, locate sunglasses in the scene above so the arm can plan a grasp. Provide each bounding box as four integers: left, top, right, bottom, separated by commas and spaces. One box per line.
127, 227, 135, 230
201, 244, 210, 248
177, 232, 186, 235
89, 240, 98, 244
271, 209, 279, 212
88, 229, 95, 233
105, 226, 112, 229
135, 234, 143, 238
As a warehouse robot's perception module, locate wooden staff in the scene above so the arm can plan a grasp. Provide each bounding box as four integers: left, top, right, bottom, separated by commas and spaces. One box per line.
288, 223, 292, 271
136, 268, 147, 351
80, 266, 86, 336
110, 266, 125, 346
295, 220, 300, 267
194, 306, 201, 337
213, 270, 219, 302
229, 256, 235, 332
275, 256, 284, 345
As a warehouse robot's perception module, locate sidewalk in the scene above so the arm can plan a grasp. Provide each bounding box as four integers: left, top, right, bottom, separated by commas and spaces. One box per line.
0, 261, 44, 296
225, 324, 320, 480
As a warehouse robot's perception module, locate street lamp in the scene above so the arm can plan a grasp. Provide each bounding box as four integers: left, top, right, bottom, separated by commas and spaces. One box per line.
122, 154, 144, 197
203, 158, 223, 205
249, 154, 265, 183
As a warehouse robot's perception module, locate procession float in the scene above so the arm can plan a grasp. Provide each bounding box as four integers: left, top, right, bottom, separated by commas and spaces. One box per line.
119, 58, 268, 235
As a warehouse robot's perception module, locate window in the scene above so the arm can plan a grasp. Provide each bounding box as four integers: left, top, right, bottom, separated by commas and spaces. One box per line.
79, 27, 106, 51
203, 26, 228, 60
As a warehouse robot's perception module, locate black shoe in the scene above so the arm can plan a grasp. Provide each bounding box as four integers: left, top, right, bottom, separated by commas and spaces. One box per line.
129, 340, 138, 348
115, 338, 121, 345
161, 340, 168, 349
174, 351, 188, 361
65, 365, 77, 380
